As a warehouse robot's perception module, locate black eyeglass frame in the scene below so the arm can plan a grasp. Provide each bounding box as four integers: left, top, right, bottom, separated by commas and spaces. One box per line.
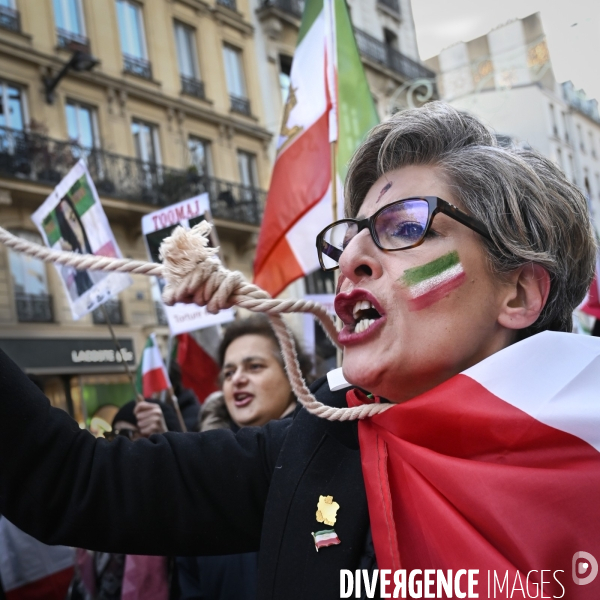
315, 196, 493, 272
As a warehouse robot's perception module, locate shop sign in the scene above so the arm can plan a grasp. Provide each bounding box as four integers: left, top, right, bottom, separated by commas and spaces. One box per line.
0, 338, 136, 372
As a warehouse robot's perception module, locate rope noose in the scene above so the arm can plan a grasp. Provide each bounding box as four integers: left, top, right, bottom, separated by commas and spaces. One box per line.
0, 223, 392, 420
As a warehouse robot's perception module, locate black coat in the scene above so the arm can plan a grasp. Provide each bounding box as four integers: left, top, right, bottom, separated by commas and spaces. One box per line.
0, 349, 373, 599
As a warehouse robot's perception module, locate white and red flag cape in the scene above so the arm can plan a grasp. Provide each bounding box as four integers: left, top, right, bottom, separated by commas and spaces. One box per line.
253, 0, 378, 297
0, 517, 74, 600
135, 333, 170, 398
348, 332, 600, 599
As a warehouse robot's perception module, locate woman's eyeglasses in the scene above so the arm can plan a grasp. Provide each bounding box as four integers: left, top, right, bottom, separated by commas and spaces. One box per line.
315, 196, 492, 271
104, 428, 137, 442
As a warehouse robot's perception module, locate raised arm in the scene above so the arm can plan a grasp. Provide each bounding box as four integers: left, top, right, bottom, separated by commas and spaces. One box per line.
0, 348, 290, 556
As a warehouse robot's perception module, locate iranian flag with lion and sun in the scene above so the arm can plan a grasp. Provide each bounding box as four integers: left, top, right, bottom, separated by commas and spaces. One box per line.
253, 0, 378, 297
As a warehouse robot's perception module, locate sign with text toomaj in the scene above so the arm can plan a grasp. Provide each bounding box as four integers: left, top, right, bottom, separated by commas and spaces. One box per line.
141, 194, 235, 335
31, 160, 132, 320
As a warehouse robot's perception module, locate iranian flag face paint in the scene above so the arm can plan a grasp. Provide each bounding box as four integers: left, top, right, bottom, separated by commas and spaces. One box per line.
400, 251, 466, 311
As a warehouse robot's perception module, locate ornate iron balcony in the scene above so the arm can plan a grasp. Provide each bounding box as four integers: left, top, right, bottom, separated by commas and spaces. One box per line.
181, 75, 206, 100
92, 298, 124, 325
123, 54, 152, 79
230, 94, 251, 115
0, 5, 20, 33
15, 293, 54, 323
0, 126, 265, 226
378, 0, 400, 14
260, 0, 304, 18
56, 28, 90, 51
217, 0, 237, 10
353, 28, 435, 81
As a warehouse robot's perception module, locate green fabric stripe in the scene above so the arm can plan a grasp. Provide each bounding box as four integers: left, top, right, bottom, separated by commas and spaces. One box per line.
314, 529, 336, 536
297, 0, 323, 45
135, 336, 153, 395
402, 251, 460, 287
335, 0, 379, 182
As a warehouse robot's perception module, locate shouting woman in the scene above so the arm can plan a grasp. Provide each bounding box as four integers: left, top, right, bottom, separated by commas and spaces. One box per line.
0, 103, 599, 599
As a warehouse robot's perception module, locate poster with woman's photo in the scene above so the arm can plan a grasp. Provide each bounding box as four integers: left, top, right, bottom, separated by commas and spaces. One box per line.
141, 194, 234, 335
31, 160, 132, 320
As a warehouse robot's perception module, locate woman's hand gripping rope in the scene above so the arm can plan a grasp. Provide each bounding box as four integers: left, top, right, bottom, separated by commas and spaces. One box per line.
0, 222, 392, 420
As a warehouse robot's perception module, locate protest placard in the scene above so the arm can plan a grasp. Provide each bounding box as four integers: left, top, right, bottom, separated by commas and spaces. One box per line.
31, 160, 132, 320
141, 194, 235, 335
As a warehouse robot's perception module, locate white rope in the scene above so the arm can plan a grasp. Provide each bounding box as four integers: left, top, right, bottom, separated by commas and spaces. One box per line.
0, 223, 392, 420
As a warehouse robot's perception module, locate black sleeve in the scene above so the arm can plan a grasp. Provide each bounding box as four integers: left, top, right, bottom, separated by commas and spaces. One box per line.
0, 348, 290, 556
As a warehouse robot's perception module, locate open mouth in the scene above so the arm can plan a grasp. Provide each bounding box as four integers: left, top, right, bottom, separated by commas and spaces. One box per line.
351, 300, 382, 333
335, 290, 386, 342
233, 393, 254, 408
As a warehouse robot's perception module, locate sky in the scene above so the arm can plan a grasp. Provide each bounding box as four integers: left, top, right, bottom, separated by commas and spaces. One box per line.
412, 0, 600, 102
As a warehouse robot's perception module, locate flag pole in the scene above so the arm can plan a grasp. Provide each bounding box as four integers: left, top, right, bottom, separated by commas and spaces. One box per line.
166, 387, 187, 433
100, 303, 144, 403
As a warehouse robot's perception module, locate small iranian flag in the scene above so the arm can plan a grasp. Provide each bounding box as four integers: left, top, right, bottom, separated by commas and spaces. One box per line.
312, 529, 341, 551
254, 0, 378, 297
136, 333, 171, 398
401, 251, 466, 311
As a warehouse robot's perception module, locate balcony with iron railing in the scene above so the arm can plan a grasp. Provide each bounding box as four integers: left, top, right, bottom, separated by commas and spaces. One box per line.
0, 5, 20, 33
92, 298, 124, 325
123, 54, 152, 80
217, 0, 237, 10
260, 0, 304, 17
181, 75, 206, 100
377, 0, 400, 15
15, 293, 54, 323
0, 126, 265, 226
260, 1, 433, 82
230, 94, 251, 116
56, 28, 90, 51
353, 28, 435, 81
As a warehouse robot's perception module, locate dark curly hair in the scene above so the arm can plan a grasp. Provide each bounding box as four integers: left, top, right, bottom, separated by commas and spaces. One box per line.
218, 315, 314, 385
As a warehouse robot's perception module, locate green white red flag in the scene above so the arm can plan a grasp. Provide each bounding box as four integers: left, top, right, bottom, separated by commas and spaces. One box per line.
348, 332, 600, 599
253, 0, 378, 296
136, 333, 171, 398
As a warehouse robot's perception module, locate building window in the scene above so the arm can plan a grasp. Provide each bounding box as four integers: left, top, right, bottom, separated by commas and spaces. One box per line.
279, 54, 293, 104
383, 28, 399, 50
556, 148, 563, 170
237, 150, 258, 190
174, 21, 204, 99
577, 124, 585, 153
561, 112, 569, 143
8, 231, 54, 323
187, 136, 211, 177
132, 119, 161, 188
589, 131, 596, 159
0, 81, 24, 132
116, 0, 151, 79
66, 101, 98, 149
0, 0, 20, 32
568, 154, 575, 183
53, 0, 87, 49
132, 120, 159, 164
548, 103, 558, 137
223, 45, 250, 115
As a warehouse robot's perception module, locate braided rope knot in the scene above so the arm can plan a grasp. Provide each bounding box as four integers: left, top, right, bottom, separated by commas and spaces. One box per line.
0, 221, 393, 420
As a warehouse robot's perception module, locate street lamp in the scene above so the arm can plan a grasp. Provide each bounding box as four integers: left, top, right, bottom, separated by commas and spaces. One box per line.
43, 50, 99, 104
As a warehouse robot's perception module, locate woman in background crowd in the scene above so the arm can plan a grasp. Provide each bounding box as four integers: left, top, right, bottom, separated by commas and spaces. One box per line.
177, 315, 312, 600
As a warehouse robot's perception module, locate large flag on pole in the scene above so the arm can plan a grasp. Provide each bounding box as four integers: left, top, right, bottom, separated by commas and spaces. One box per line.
136, 333, 171, 398
253, 0, 378, 297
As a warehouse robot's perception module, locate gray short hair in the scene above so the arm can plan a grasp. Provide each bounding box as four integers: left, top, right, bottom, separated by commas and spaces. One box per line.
345, 102, 598, 336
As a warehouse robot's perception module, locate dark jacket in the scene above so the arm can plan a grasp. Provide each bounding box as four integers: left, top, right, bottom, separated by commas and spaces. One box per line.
0, 348, 371, 599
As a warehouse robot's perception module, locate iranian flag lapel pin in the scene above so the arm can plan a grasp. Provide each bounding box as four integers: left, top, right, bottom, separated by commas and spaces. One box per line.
312, 495, 341, 551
